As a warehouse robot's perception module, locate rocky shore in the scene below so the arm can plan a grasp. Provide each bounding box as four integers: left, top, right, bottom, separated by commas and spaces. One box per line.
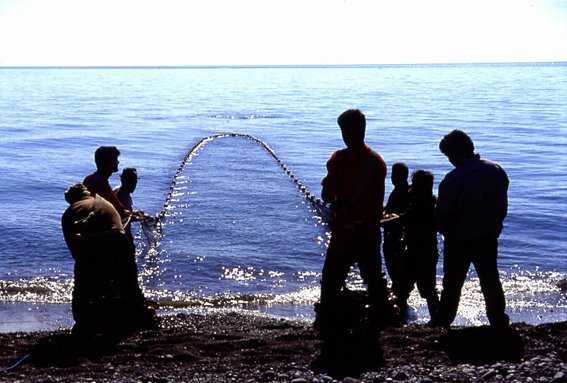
0, 312, 565, 383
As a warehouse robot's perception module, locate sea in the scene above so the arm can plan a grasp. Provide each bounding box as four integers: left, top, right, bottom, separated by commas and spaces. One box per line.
0, 63, 565, 333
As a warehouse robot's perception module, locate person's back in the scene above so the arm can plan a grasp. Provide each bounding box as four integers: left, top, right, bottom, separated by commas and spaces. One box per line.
62, 184, 124, 258
323, 146, 386, 228
62, 183, 154, 336
402, 171, 437, 249
385, 163, 411, 216
317, 109, 396, 333
436, 156, 508, 240
432, 129, 509, 329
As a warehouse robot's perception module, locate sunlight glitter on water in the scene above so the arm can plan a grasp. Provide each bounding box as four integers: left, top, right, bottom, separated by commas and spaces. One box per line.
0, 277, 73, 304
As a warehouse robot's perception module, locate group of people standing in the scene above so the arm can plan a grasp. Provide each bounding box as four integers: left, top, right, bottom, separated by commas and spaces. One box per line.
318, 109, 510, 331
61, 146, 157, 337
61, 109, 510, 337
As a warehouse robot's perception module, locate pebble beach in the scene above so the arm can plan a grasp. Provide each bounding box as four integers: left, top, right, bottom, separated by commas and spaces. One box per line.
0, 312, 566, 383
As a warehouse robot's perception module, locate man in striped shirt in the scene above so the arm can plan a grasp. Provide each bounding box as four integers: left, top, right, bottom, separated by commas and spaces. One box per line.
432, 130, 510, 329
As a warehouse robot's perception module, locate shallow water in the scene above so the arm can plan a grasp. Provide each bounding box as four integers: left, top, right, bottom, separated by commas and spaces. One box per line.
0, 64, 565, 332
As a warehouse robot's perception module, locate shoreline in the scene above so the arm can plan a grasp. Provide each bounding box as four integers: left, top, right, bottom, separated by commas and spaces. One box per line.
0, 312, 566, 382
2, 293, 567, 334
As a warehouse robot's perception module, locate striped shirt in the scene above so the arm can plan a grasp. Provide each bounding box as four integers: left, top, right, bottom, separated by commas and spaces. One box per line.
435, 154, 509, 240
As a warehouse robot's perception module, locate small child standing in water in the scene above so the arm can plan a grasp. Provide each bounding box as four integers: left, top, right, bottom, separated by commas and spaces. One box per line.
383, 162, 411, 286
389, 169, 439, 319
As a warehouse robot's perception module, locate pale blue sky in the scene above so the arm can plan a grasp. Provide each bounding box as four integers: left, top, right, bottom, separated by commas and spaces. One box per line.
1, 0, 566, 66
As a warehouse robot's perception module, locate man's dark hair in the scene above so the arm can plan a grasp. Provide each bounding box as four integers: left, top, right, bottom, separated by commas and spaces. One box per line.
337, 109, 366, 147
94, 146, 120, 168
439, 130, 475, 158
120, 167, 138, 179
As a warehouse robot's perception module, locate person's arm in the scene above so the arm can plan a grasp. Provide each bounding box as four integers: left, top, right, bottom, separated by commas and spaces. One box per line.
321, 152, 338, 204
61, 211, 80, 258
106, 187, 128, 215
380, 213, 400, 225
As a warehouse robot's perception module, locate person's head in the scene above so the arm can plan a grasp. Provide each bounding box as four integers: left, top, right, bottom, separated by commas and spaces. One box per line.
94, 146, 121, 173
64, 183, 91, 205
120, 167, 138, 193
411, 169, 434, 198
439, 130, 475, 166
391, 162, 409, 188
337, 109, 366, 148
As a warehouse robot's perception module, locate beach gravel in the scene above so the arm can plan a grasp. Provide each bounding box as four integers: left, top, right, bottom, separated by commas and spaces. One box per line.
0, 312, 565, 382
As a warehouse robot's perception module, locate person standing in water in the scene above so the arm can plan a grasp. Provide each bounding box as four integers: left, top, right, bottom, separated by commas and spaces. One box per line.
432, 129, 510, 329
317, 109, 395, 331
383, 162, 411, 286
83, 146, 128, 218
114, 167, 147, 242
61, 183, 156, 336
388, 169, 439, 320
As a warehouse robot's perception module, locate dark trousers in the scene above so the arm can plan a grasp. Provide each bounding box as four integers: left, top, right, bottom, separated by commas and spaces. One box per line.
393, 242, 439, 318
72, 231, 145, 333
383, 231, 404, 285
436, 237, 509, 327
320, 223, 388, 313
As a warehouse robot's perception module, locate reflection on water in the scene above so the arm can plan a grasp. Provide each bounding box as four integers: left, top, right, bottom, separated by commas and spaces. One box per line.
1, 267, 565, 333
0, 302, 72, 333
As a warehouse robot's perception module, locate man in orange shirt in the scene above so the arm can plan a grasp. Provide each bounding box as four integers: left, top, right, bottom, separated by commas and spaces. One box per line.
83, 146, 128, 218
318, 109, 393, 330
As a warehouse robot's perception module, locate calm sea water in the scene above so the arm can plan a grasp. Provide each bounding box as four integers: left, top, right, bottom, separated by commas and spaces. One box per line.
0, 64, 565, 332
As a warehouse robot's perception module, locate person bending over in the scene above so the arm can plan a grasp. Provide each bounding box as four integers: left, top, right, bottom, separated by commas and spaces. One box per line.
432, 130, 509, 329
62, 183, 157, 336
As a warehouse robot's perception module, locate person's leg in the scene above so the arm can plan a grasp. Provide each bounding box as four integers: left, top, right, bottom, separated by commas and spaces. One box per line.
471, 238, 509, 327
392, 250, 417, 313
72, 258, 95, 334
433, 239, 470, 327
415, 248, 440, 319
357, 225, 400, 328
358, 226, 389, 308
383, 232, 403, 285
111, 232, 145, 304
320, 233, 353, 314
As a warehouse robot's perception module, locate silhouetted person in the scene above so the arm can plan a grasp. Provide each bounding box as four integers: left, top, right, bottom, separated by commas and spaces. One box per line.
114, 167, 146, 242
383, 162, 411, 285
83, 146, 128, 218
62, 183, 156, 336
114, 167, 138, 211
431, 130, 510, 328
389, 170, 439, 319
317, 109, 393, 330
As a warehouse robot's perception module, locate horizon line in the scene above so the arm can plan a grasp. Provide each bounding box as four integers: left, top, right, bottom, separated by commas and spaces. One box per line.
1, 60, 566, 69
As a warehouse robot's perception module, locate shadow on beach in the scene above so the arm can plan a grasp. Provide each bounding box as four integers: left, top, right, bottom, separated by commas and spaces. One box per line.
438, 325, 524, 365
28, 333, 123, 367
311, 327, 385, 379
2, 313, 565, 382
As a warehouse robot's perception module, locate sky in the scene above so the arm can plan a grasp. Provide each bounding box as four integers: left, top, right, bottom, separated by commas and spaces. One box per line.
0, 0, 566, 66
